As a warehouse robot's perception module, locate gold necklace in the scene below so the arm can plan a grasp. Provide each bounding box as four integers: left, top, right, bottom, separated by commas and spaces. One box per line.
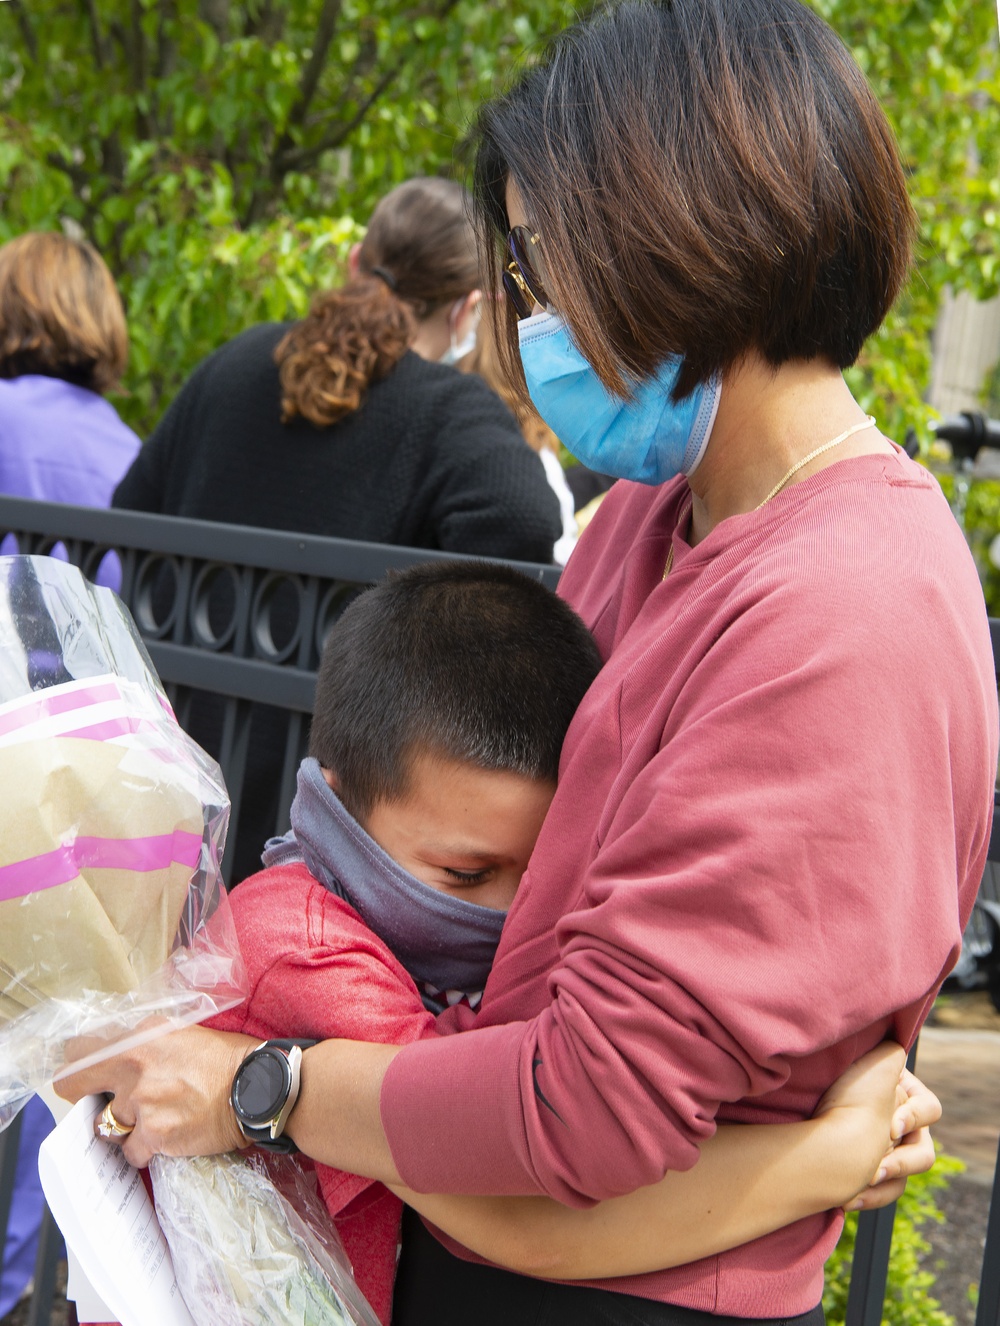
755, 415, 877, 509
663, 415, 877, 580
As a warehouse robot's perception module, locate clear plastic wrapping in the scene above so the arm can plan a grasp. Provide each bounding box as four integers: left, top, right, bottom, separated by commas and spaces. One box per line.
151, 1152, 381, 1326
0, 556, 246, 1126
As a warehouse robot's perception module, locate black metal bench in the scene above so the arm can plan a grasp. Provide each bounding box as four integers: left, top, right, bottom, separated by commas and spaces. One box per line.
0, 494, 995, 1325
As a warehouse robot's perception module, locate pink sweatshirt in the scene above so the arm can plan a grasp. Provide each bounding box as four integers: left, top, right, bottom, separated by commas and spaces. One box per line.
381, 450, 998, 1315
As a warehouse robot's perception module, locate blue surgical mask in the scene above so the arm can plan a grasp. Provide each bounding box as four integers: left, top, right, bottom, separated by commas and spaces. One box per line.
517, 310, 721, 484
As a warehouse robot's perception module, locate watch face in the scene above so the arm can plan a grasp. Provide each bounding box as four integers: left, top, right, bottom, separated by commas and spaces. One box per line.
233, 1050, 289, 1126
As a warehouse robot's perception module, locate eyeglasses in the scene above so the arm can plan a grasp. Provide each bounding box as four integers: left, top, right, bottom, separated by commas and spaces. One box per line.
502, 226, 548, 319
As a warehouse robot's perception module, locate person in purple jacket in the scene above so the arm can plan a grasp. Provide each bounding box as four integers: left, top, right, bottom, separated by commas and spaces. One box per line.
0, 231, 140, 563
0, 229, 139, 1317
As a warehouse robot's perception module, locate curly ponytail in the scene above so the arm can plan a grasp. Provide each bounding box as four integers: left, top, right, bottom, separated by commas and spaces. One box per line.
275, 277, 413, 427
275, 177, 479, 428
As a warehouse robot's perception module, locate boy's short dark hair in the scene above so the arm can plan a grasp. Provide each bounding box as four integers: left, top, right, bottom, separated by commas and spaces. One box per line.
309, 560, 602, 819
473, 0, 915, 402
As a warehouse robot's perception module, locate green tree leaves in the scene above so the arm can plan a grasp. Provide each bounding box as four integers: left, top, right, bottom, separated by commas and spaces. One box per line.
0, 1, 996, 441
0, 1, 578, 431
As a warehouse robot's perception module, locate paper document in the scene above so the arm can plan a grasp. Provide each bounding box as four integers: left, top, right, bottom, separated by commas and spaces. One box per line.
38, 1095, 195, 1326
38, 1083, 116, 1323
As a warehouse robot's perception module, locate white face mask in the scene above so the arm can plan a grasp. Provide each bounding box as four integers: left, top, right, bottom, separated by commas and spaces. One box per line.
439, 299, 481, 366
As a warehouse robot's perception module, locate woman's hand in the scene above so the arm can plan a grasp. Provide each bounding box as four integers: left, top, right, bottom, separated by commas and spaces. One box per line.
56, 1025, 256, 1168
812, 1046, 941, 1212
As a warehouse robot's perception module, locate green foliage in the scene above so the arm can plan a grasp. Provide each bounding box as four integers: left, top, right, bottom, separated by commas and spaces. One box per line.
0, 0, 580, 432
0, 0, 997, 443
824, 1152, 965, 1326
962, 477, 1000, 613
819, 0, 1000, 442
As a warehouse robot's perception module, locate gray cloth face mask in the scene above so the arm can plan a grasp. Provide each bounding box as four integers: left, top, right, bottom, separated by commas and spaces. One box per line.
262, 758, 506, 994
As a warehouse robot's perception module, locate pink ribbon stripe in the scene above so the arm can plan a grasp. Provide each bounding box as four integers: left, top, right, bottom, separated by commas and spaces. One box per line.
0, 831, 204, 902
0, 681, 122, 739
58, 716, 160, 743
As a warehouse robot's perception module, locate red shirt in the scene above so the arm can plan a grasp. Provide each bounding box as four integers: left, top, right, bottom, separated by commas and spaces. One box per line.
381, 451, 998, 1314
208, 864, 436, 1324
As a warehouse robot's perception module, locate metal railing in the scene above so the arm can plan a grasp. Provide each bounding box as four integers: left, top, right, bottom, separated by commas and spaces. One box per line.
0, 494, 995, 1325
0, 495, 559, 887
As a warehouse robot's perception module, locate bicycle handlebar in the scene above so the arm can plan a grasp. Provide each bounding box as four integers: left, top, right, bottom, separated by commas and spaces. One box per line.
931, 411, 1000, 461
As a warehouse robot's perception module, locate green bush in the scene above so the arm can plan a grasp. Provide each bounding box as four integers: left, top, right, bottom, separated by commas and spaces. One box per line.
824, 1152, 965, 1326
1, 1, 998, 441
962, 480, 1000, 617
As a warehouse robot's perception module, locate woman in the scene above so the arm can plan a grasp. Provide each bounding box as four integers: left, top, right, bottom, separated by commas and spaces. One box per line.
66, 2, 995, 1322
0, 231, 140, 563
112, 176, 558, 560
114, 176, 561, 882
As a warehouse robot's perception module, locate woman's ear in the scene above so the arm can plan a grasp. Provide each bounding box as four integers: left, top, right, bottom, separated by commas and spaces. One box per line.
452, 289, 483, 342
347, 243, 362, 277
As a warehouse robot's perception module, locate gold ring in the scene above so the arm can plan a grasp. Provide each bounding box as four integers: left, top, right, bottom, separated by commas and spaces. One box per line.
96, 1099, 134, 1139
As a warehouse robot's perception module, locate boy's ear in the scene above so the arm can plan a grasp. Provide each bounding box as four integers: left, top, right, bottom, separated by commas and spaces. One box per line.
347, 243, 362, 277
320, 766, 342, 793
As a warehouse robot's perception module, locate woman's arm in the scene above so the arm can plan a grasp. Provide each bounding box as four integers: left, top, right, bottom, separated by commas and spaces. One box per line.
59, 1035, 939, 1279
56, 1027, 403, 1176
384, 1043, 940, 1279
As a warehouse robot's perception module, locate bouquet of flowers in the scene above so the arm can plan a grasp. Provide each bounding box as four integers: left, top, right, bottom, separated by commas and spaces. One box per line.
151, 1152, 381, 1326
0, 556, 246, 1126
6, 559, 378, 1326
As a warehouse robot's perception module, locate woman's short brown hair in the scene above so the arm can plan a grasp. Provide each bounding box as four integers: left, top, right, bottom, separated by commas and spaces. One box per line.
0, 232, 128, 394
473, 0, 916, 401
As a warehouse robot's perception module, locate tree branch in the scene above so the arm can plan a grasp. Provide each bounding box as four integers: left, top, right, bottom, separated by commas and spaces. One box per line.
246, 0, 460, 221
260, 0, 344, 197
278, 0, 462, 171
156, 0, 178, 80
289, 0, 344, 132
77, 0, 109, 70
278, 60, 404, 170
8, 0, 38, 61
302, 29, 379, 135
130, 0, 148, 92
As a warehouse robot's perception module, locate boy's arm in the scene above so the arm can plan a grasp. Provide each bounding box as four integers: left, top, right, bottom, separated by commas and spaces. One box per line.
387, 1044, 938, 1279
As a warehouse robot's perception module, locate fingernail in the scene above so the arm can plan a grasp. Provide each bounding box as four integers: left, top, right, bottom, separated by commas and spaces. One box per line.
845, 1198, 865, 1211
875, 1166, 888, 1184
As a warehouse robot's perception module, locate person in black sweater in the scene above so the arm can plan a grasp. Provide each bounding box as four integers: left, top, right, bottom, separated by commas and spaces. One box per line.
113, 325, 558, 558
113, 181, 559, 559
114, 177, 560, 881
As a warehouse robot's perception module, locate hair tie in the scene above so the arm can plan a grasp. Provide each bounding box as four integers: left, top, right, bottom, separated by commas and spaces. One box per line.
370, 266, 397, 291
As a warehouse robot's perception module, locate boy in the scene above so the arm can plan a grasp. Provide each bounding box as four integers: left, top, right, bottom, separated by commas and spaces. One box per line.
207, 560, 603, 1324
77, 563, 924, 1326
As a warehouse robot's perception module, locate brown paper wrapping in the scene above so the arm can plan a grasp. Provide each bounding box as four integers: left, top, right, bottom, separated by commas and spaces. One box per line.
0, 737, 203, 1020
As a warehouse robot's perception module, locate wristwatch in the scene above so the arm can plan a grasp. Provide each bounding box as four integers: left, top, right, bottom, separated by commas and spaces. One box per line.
230, 1038, 316, 1153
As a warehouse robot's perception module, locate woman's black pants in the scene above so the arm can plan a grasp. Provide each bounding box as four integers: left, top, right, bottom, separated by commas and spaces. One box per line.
392, 1208, 826, 1326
